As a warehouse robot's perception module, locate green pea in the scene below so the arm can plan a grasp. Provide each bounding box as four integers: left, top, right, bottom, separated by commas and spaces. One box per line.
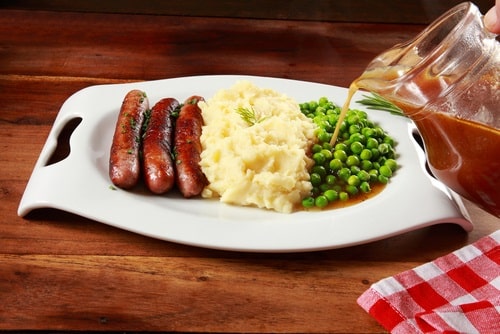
315, 195, 329, 208
385, 158, 398, 172
371, 148, 380, 160
324, 189, 338, 202
322, 142, 332, 150
326, 113, 336, 125
360, 181, 371, 193
318, 96, 329, 107
315, 106, 326, 115
360, 159, 373, 171
347, 175, 360, 187
362, 127, 375, 138
339, 191, 349, 201
357, 170, 371, 182
378, 174, 389, 184
349, 124, 361, 134
312, 143, 323, 153
378, 143, 390, 154
366, 137, 379, 149
313, 115, 323, 124
346, 185, 359, 195
333, 150, 348, 162
338, 122, 347, 133
338, 167, 351, 181
379, 165, 393, 178
368, 169, 379, 182
347, 114, 360, 125
323, 123, 334, 133
350, 133, 366, 144
311, 165, 327, 179
329, 158, 343, 171
335, 143, 349, 152
357, 110, 368, 119
313, 152, 326, 165
326, 174, 337, 185
346, 155, 360, 167
302, 197, 315, 208
350, 141, 364, 154
310, 173, 322, 186
317, 130, 331, 143
350, 165, 361, 175
360, 149, 372, 160
320, 149, 333, 161
319, 183, 331, 192
383, 136, 395, 146
374, 127, 385, 137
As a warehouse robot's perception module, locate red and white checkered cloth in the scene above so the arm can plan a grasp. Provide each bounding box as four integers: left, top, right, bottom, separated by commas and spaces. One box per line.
357, 230, 500, 333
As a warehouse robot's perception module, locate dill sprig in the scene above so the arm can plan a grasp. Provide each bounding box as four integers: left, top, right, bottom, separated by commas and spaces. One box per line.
236, 106, 268, 126
356, 92, 406, 117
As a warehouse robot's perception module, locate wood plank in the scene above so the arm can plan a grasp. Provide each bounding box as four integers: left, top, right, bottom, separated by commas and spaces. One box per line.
0, 0, 494, 24
0, 254, 402, 332
0, 10, 425, 87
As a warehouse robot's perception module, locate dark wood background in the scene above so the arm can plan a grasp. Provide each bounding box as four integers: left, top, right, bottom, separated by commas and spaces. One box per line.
1, 0, 494, 24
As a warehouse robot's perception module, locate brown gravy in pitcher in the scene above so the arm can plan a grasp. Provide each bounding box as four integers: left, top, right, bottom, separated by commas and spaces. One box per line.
409, 110, 500, 216
334, 66, 500, 216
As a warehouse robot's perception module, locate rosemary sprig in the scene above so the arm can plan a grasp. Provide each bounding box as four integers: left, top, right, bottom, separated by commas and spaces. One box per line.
356, 92, 407, 117
236, 106, 268, 126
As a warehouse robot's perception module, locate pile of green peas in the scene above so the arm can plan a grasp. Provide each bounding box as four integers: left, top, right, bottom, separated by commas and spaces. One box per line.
300, 97, 398, 209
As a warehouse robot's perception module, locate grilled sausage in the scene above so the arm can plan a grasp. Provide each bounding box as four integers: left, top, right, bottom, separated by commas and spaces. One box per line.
109, 89, 149, 189
174, 96, 208, 197
142, 97, 180, 194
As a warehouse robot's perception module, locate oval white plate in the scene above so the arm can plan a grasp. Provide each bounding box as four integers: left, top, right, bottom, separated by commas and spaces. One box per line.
18, 75, 472, 252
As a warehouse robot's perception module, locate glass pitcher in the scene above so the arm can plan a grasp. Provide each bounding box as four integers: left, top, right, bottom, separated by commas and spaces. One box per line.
353, 2, 499, 217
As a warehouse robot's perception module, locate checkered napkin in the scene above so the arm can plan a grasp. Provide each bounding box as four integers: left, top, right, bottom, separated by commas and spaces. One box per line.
357, 230, 500, 333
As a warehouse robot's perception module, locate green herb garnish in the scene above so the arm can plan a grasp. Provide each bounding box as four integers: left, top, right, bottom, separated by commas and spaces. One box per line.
141, 108, 152, 135
172, 103, 182, 118
356, 92, 406, 117
236, 106, 268, 126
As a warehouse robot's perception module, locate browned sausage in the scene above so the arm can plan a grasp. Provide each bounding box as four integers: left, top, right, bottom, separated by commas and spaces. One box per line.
142, 97, 180, 194
109, 89, 149, 189
174, 95, 208, 197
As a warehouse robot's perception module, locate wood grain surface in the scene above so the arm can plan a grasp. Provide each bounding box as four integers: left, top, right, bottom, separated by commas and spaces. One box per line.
1, 4, 498, 333
0, 0, 494, 23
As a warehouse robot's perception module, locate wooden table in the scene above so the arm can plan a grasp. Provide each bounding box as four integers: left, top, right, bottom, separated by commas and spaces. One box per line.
1, 5, 498, 333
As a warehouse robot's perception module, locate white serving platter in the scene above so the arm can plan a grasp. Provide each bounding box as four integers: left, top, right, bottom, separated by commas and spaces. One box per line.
18, 75, 472, 252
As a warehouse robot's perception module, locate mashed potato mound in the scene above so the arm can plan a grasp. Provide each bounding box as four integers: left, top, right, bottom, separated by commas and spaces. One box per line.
199, 80, 317, 213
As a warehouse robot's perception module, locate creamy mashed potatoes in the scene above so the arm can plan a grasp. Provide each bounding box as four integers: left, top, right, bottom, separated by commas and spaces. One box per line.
199, 81, 317, 213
